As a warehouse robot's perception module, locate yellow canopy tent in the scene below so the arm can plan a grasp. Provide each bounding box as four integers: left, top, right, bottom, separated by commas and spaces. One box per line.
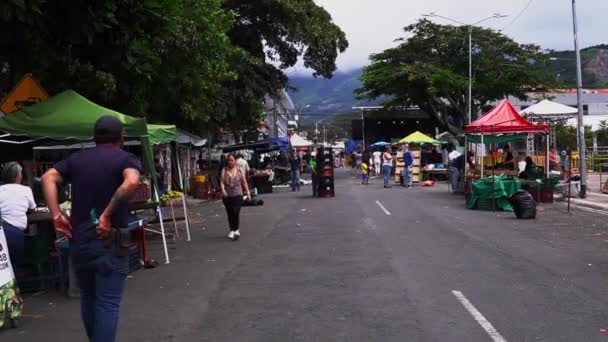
397, 131, 440, 145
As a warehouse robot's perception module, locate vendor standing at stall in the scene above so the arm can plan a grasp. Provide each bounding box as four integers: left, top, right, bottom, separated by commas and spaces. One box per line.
503, 144, 516, 170
0, 162, 36, 265
42, 115, 141, 342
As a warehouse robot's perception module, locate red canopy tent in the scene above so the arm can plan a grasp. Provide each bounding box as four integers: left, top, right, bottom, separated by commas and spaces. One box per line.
465, 99, 550, 178
465, 100, 549, 134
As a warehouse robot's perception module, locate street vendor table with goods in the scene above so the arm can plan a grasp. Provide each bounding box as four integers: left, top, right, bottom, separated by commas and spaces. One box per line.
467, 175, 522, 211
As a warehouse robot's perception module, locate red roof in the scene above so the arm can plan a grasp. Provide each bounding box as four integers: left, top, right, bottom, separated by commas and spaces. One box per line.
465, 100, 549, 134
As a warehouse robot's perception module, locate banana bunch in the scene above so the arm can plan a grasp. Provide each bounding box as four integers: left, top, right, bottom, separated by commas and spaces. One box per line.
160, 190, 183, 202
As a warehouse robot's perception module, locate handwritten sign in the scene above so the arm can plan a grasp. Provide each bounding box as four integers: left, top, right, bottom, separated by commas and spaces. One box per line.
0, 226, 15, 287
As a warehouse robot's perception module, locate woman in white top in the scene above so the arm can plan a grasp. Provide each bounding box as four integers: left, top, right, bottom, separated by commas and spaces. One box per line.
0, 162, 36, 264
382, 147, 394, 188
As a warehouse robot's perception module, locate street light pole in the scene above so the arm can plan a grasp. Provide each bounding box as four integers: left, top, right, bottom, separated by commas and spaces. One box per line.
468, 26, 473, 124
572, 0, 587, 197
361, 108, 365, 148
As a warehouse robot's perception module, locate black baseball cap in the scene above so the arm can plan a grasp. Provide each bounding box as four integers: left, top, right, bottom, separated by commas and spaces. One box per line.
94, 115, 124, 144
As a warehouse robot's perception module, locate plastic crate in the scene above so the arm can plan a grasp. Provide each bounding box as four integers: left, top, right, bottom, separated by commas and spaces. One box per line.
476, 198, 496, 211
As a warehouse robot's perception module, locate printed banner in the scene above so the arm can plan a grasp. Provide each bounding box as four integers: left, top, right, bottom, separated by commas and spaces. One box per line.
0, 227, 15, 287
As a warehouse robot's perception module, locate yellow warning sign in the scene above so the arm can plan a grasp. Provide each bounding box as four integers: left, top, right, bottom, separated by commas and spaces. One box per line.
0, 74, 49, 114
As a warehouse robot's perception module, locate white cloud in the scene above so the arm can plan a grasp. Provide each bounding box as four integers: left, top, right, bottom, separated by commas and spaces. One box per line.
293, 0, 607, 73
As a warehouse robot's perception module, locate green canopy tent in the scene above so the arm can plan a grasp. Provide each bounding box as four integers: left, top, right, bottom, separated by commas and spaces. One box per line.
147, 124, 192, 242
0, 90, 173, 263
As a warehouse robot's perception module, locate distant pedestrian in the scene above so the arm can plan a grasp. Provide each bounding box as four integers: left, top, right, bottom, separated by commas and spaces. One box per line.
373, 149, 382, 176
236, 154, 250, 176
402, 144, 414, 187
220, 153, 251, 241
289, 150, 302, 191
310, 149, 319, 197
361, 160, 369, 185
382, 147, 394, 188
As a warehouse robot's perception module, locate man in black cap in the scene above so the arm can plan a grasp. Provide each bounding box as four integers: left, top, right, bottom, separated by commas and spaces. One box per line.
42, 115, 141, 342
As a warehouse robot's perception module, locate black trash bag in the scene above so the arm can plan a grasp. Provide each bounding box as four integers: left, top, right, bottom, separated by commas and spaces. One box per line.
243, 196, 265, 207
508, 190, 537, 219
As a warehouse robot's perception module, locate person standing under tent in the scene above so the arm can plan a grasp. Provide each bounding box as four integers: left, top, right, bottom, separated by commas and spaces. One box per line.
289, 150, 302, 191
402, 144, 414, 188
503, 144, 516, 170
42, 115, 142, 342
382, 147, 394, 188
220, 153, 251, 241
0, 162, 36, 266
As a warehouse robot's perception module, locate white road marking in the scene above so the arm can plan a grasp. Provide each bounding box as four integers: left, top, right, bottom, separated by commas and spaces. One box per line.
452, 290, 507, 342
375, 200, 391, 216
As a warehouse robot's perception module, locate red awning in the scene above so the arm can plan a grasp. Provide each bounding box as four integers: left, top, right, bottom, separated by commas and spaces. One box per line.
465, 100, 549, 134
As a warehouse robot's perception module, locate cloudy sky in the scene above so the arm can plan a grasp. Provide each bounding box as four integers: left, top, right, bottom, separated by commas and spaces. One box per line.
291, 0, 607, 73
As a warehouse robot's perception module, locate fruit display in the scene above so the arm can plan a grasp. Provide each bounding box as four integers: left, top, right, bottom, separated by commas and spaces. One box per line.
160, 190, 183, 202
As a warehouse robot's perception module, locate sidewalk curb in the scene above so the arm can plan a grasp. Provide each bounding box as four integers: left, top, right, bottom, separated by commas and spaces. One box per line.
555, 194, 608, 212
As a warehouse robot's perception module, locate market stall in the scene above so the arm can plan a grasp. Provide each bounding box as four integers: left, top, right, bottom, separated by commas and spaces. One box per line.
146, 124, 192, 243
396, 131, 442, 184
0, 90, 173, 264
464, 100, 550, 210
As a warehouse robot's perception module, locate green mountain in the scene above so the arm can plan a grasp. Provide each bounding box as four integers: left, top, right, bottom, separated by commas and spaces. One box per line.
288, 45, 608, 124
545, 45, 608, 87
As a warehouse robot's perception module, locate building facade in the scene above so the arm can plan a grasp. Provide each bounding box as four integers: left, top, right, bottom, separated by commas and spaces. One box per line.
263, 90, 295, 139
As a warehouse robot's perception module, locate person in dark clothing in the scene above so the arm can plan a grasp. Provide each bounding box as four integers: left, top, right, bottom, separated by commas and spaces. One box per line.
154, 158, 165, 195
503, 144, 515, 170
519, 156, 536, 179
196, 153, 205, 173
42, 115, 141, 342
450, 151, 474, 194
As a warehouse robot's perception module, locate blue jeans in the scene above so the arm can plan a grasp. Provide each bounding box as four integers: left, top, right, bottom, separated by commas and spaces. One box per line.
73, 239, 128, 342
450, 166, 460, 194
403, 166, 412, 187
291, 170, 300, 190
3, 222, 25, 266
383, 165, 392, 187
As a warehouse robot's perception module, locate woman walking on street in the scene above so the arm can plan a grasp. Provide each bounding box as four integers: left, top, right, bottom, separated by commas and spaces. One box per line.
221, 153, 251, 241
383, 147, 394, 188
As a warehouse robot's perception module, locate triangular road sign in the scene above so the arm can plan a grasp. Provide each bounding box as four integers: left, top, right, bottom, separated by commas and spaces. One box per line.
0, 74, 49, 114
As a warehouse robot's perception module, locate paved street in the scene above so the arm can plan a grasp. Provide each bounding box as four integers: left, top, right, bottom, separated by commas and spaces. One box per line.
4, 169, 608, 341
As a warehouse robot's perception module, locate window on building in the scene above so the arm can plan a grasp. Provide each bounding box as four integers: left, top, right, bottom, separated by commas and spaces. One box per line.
583, 104, 589, 115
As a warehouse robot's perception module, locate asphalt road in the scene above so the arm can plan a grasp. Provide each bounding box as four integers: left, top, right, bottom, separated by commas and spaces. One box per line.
4, 169, 608, 341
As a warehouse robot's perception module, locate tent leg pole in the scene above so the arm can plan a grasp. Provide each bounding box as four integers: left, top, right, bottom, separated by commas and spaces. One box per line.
182, 193, 191, 242
170, 199, 178, 240
157, 205, 170, 264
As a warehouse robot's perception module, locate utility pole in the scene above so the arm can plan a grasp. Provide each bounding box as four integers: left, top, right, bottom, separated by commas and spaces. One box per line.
273, 102, 278, 138
361, 108, 365, 148
468, 26, 473, 124
572, 0, 587, 197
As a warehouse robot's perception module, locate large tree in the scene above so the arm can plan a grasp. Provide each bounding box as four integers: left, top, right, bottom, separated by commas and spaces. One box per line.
218, 0, 349, 132
0, 0, 236, 124
356, 19, 552, 133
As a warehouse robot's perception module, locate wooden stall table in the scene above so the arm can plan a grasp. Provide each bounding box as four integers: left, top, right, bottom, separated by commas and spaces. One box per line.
421, 168, 449, 181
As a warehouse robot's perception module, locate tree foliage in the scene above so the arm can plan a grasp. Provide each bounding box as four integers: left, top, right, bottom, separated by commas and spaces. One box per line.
0, 0, 348, 135
356, 19, 552, 133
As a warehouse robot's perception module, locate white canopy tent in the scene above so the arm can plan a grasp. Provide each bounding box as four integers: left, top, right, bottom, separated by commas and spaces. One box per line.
290, 133, 313, 148
520, 99, 578, 120
521, 99, 578, 150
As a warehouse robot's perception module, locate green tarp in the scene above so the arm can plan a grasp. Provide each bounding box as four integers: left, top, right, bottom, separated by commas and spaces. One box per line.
466, 134, 526, 144
467, 175, 521, 211
0, 90, 157, 199
148, 124, 177, 145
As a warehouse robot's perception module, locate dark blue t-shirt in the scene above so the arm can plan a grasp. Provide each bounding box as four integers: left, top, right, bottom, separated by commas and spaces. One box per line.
54, 145, 142, 246
290, 156, 301, 171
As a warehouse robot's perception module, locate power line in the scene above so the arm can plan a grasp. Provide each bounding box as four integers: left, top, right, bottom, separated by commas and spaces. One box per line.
501, 0, 534, 32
